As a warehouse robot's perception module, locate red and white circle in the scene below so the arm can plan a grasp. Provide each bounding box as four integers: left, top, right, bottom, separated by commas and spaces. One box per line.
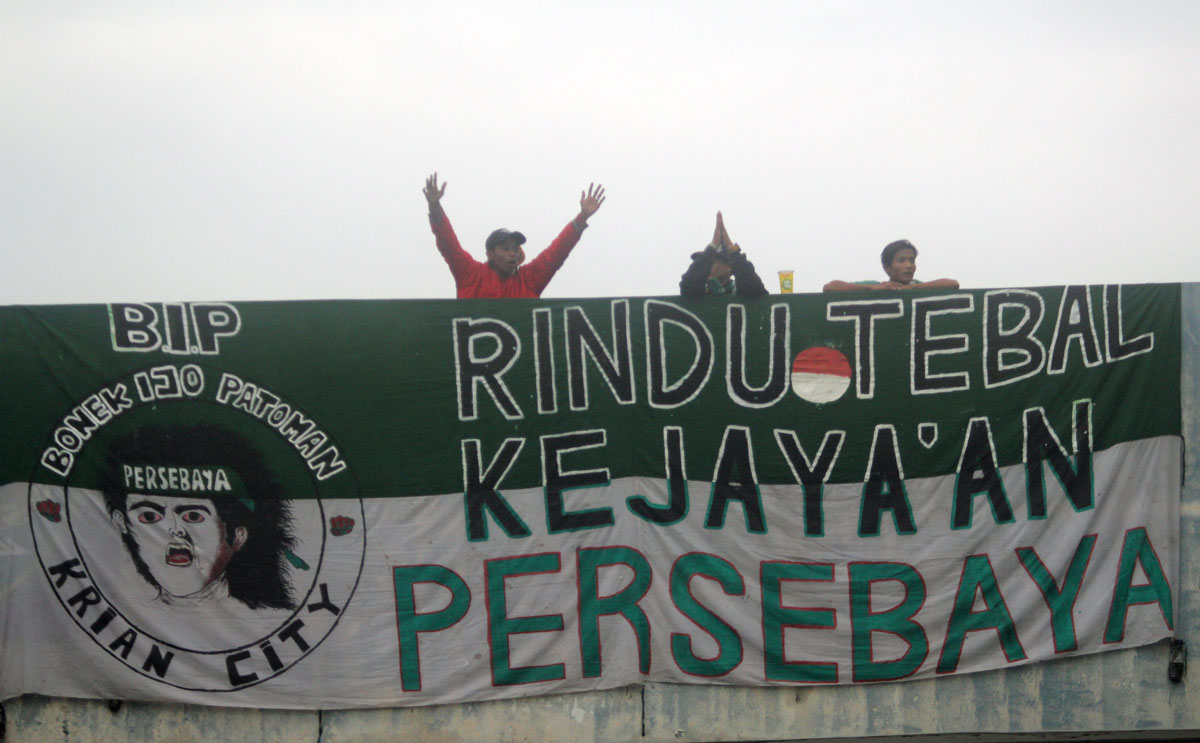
790, 346, 852, 403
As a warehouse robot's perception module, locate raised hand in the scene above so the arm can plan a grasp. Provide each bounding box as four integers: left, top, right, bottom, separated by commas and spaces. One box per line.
579, 183, 606, 220
424, 173, 447, 211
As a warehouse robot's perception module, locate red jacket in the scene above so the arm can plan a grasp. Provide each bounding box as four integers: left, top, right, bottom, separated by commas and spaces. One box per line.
430, 212, 585, 298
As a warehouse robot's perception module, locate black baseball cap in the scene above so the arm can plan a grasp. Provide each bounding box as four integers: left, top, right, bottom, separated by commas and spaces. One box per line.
486, 229, 527, 251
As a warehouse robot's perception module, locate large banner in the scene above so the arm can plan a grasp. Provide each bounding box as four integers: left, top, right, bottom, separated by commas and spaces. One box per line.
0, 285, 1181, 709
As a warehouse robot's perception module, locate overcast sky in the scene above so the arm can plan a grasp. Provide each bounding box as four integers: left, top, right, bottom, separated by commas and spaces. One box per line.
3, 1, 1198, 305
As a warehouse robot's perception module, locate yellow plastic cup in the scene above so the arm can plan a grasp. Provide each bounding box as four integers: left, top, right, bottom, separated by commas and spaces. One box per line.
777, 270, 794, 294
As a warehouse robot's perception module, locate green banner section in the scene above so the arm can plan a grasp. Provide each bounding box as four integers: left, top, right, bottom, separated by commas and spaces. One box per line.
0, 284, 1184, 708
0, 285, 1180, 499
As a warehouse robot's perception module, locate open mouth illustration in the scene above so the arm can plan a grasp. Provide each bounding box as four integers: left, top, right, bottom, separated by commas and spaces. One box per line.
166, 544, 194, 567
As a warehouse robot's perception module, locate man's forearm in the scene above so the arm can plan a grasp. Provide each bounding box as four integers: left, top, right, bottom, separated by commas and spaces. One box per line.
679, 250, 716, 296
732, 255, 768, 297
917, 278, 960, 290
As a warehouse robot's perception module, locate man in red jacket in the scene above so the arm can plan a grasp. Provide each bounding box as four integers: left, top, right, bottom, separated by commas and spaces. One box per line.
423, 173, 606, 298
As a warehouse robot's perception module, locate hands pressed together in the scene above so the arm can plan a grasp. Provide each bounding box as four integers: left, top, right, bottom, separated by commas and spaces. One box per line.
709, 211, 739, 254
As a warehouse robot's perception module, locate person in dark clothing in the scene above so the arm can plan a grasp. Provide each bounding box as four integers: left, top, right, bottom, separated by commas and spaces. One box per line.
679, 212, 768, 297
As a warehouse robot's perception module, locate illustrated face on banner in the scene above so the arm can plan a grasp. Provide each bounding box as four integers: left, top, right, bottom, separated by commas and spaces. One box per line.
95, 425, 303, 612
29, 377, 367, 691
103, 475, 295, 610
114, 493, 248, 601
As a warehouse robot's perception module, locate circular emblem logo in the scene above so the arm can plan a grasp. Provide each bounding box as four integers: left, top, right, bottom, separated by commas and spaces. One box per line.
29, 363, 366, 692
